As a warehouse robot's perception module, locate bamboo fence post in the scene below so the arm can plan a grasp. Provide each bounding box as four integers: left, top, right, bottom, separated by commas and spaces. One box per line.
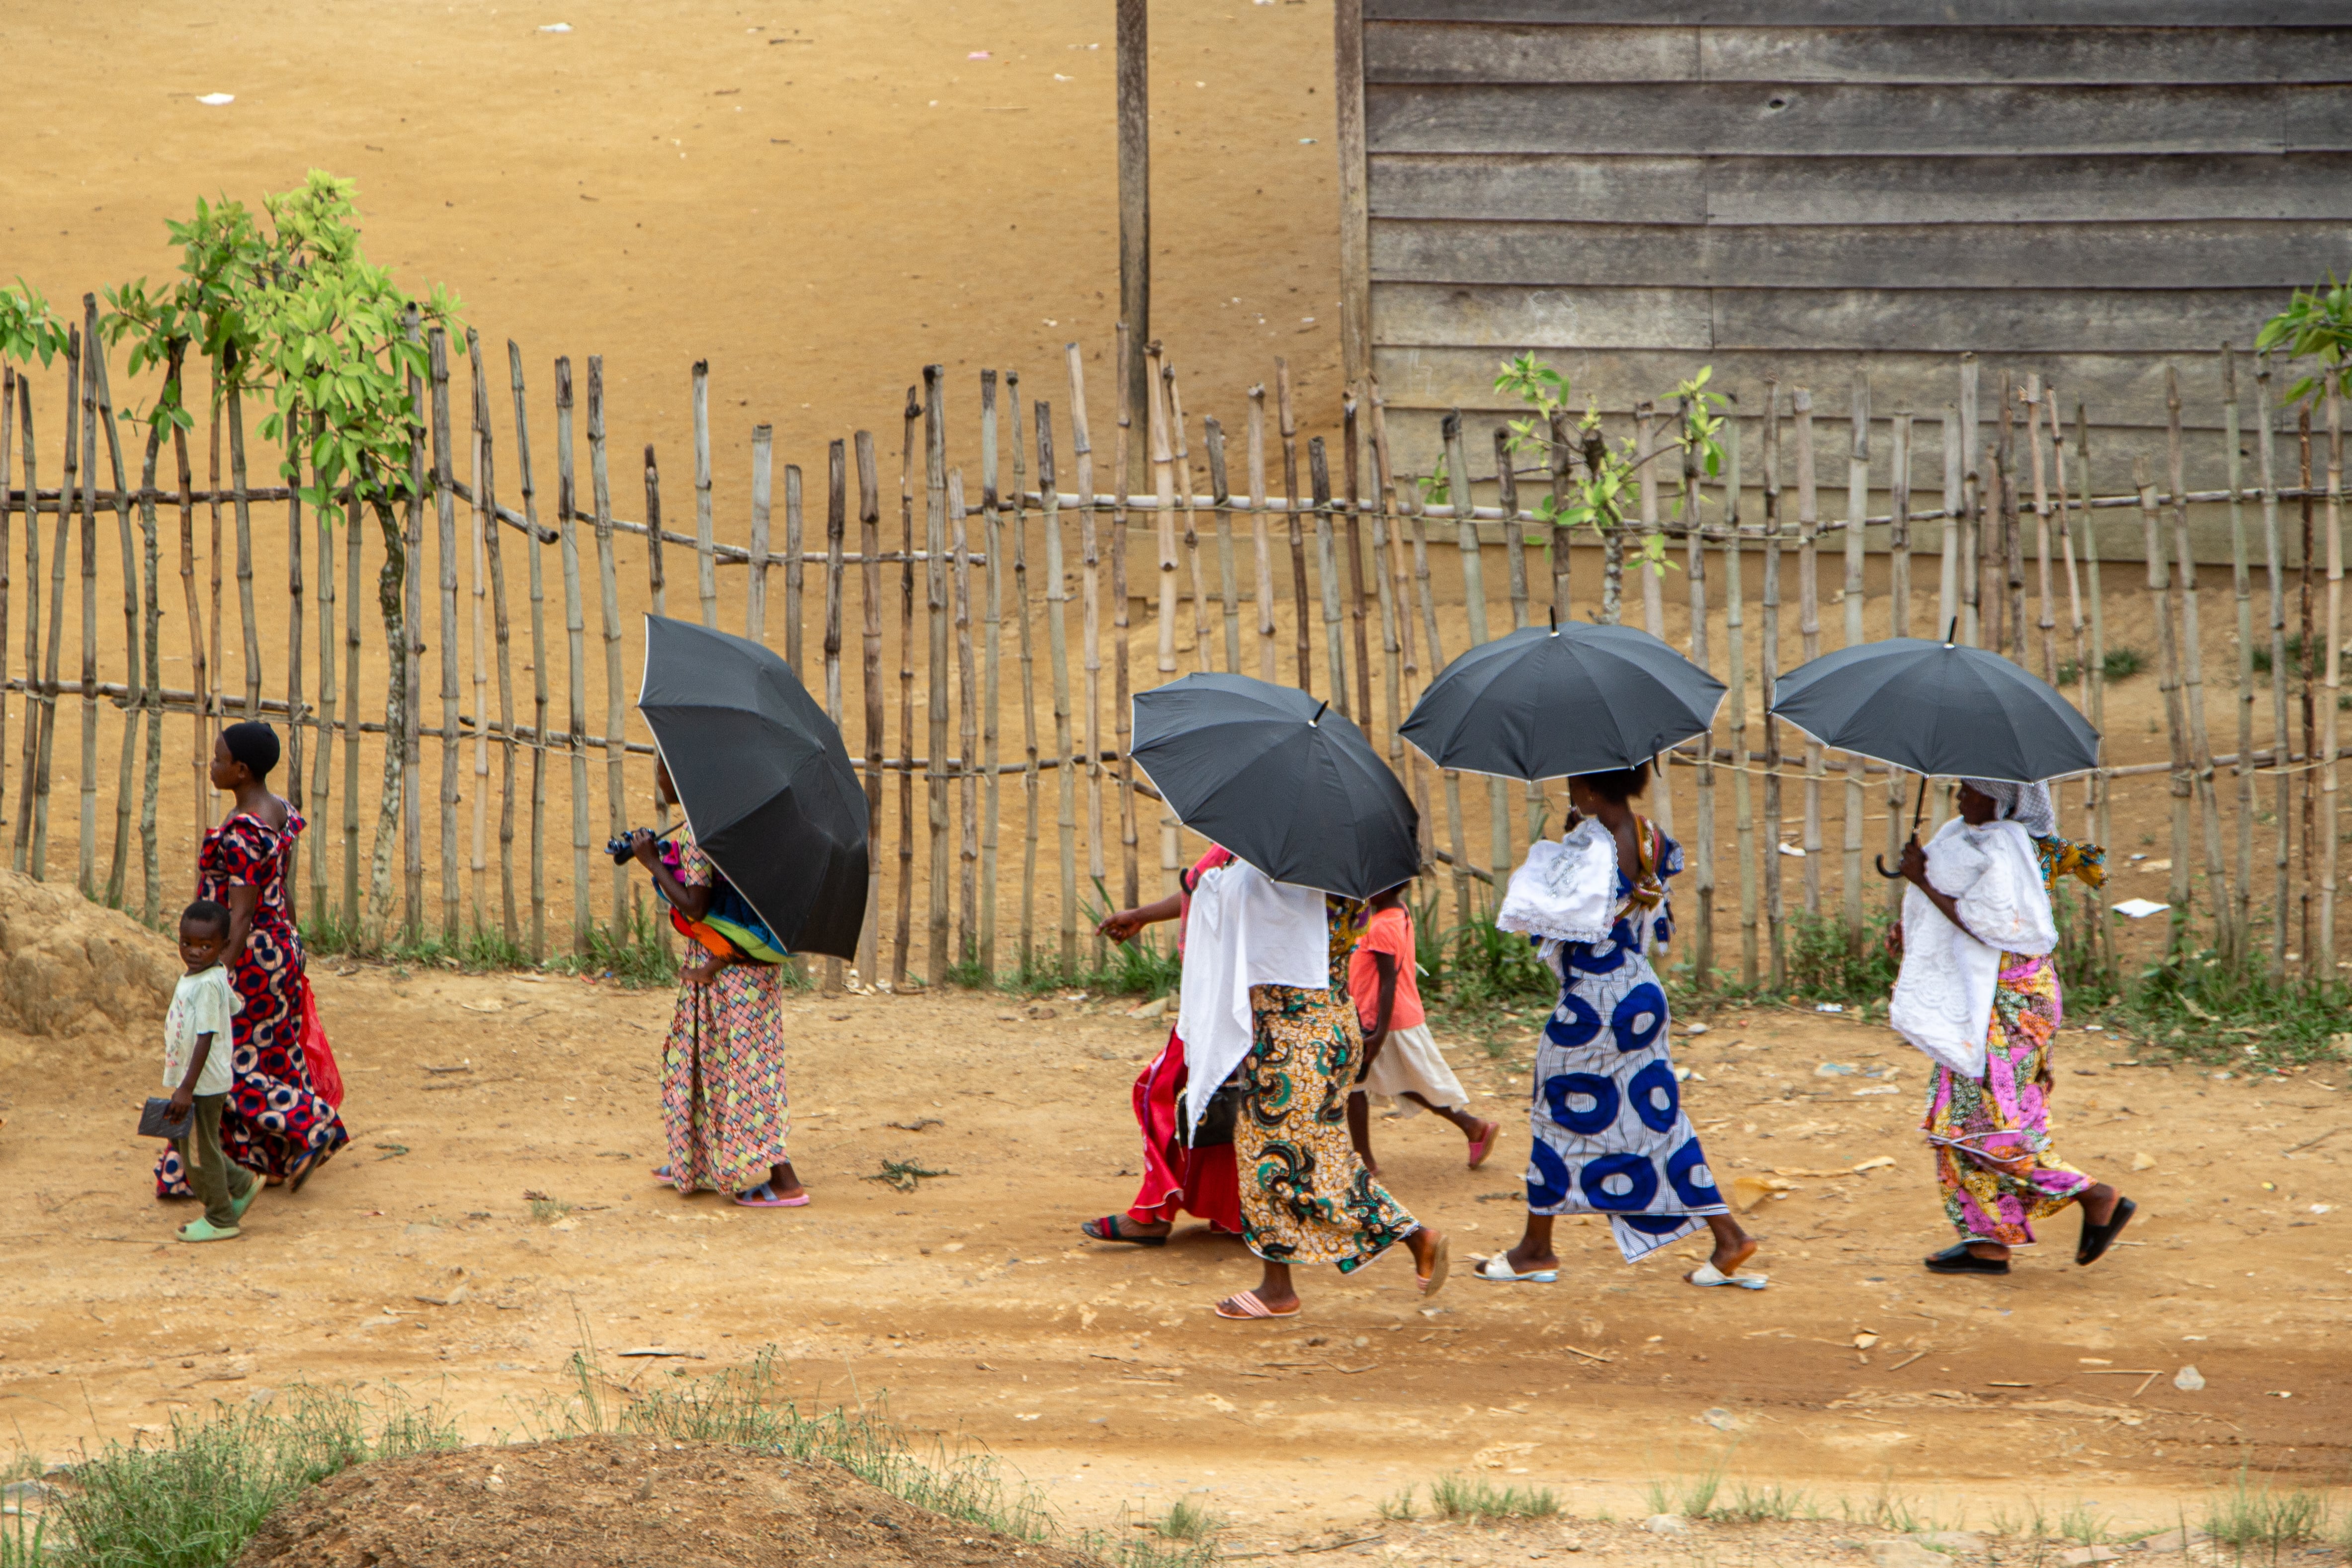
1367, 387, 1428, 866
1408, 465, 1467, 928
924, 365, 951, 987
403, 320, 426, 941
10, 371, 36, 875
1111, 331, 1140, 906
469, 372, 487, 924
895, 386, 920, 989
2300, 412, 2317, 966
979, 378, 1005, 978
1886, 411, 1911, 908
1345, 396, 1374, 727
2025, 376, 2059, 685
1144, 343, 1179, 682
2003, 378, 2027, 660
588, 356, 627, 937
282, 403, 305, 918
1248, 387, 1277, 683
1842, 377, 1868, 945
2324, 385, 2344, 970
1960, 356, 1982, 648
1494, 427, 1540, 843
1443, 413, 1512, 890
1681, 401, 1716, 982
2077, 408, 2115, 984
1549, 409, 1578, 622
2137, 455, 2195, 947
1149, 359, 1185, 892
1990, 453, 2013, 660
32, 337, 69, 881
643, 445, 672, 932
1278, 359, 1310, 696
207, 362, 224, 755
747, 426, 773, 641
1760, 379, 1785, 986
2223, 347, 2257, 954
0, 367, 10, 849
555, 358, 591, 949
1314, 418, 1347, 713
1792, 388, 1821, 914
1724, 418, 1756, 986
309, 410, 335, 924
1066, 351, 1106, 956
1637, 404, 1666, 650
855, 429, 885, 986
1938, 407, 1961, 640
951, 466, 977, 973
340, 459, 361, 934
472, 333, 519, 945
430, 331, 463, 938
1166, 360, 1210, 676
508, 341, 550, 959
1008, 375, 1039, 973
2168, 366, 2234, 954
824, 436, 847, 993
90, 331, 143, 912
692, 360, 717, 631
1212, 406, 1241, 674
783, 463, 804, 673
1037, 403, 1079, 969
77, 319, 100, 897
2049, 393, 2091, 837
2256, 360, 2290, 973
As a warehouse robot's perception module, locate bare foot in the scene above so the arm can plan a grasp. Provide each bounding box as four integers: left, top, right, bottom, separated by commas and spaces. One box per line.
1407, 1227, 1450, 1296
1708, 1233, 1760, 1277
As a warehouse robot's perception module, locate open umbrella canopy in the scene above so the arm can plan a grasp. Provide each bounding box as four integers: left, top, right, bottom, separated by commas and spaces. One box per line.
1131, 672, 1418, 901
637, 615, 870, 960
1401, 619, 1726, 780
1769, 637, 2100, 783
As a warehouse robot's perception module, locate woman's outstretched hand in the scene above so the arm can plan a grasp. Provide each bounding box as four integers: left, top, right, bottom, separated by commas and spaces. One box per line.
1097, 908, 1149, 944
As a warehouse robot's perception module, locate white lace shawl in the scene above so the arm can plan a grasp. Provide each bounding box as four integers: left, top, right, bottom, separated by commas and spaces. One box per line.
1888, 817, 2058, 1079
1174, 859, 1329, 1139
1496, 816, 1619, 945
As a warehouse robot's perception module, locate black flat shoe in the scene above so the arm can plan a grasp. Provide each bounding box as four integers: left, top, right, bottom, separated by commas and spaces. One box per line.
1082, 1215, 1168, 1247
1924, 1243, 2010, 1275
2077, 1196, 2136, 1266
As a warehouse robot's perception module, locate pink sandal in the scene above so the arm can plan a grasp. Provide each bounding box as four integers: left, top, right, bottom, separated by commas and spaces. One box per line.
1465, 1122, 1499, 1170
734, 1182, 810, 1208
1213, 1289, 1299, 1320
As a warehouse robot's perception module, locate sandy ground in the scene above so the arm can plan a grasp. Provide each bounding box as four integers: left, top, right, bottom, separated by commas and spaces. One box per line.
2, 968, 2347, 1556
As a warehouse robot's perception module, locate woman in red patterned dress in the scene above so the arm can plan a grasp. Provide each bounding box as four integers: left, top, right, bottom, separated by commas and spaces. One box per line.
157, 722, 348, 1199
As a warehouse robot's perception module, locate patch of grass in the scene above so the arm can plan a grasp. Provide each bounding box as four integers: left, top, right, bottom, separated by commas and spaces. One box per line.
2203, 1469, 2328, 1553
526, 1192, 573, 1224
1377, 1487, 1419, 1521
2059, 1498, 2110, 1546
1646, 1450, 1729, 1521
1429, 1473, 1560, 1523
1709, 1482, 1816, 1524
1837, 1483, 1945, 1536
866, 1158, 951, 1193
1781, 909, 1899, 1011
1154, 1497, 1222, 1542
2122, 947, 2350, 1068
2056, 645, 2148, 684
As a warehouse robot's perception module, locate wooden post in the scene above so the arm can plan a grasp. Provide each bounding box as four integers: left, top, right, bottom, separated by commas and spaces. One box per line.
1369, 388, 1429, 865
1682, 400, 1716, 983
1443, 413, 1510, 895
2256, 360, 2291, 973
1937, 406, 1960, 641
979, 381, 1004, 980
924, 365, 951, 987
2024, 377, 2059, 685
1008, 375, 1039, 973
472, 333, 519, 947
31, 333, 70, 881
855, 429, 885, 986
2137, 455, 2195, 948
1760, 380, 1785, 987
89, 331, 142, 912
1548, 408, 1576, 623
1842, 377, 1868, 946
2223, 347, 2258, 957
1145, 342, 1179, 681
783, 463, 805, 674
1724, 418, 1755, 986
1636, 404, 1664, 646
1111, 330, 1140, 907
951, 464, 977, 977
643, 445, 672, 946
1346, 396, 1375, 728
1886, 410, 1911, 908
2049, 393, 2091, 846
747, 426, 774, 640
1066, 348, 1107, 955
10, 371, 35, 875
78, 316, 101, 898
0, 367, 10, 857
1314, 423, 1348, 713
1248, 386, 1277, 683
508, 341, 550, 960
824, 436, 847, 993
2301, 410, 2318, 968
309, 410, 335, 925
2323, 385, 2343, 969
430, 330, 462, 940
1492, 425, 1539, 843
1115, 0, 1150, 483
692, 360, 717, 631
1166, 360, 1211, 674
2076, 407, 2115, 985
404, 324, 426, 942
555, 358, 592, 950
1792, 388, 1821, 914
895, 386, 920, 989
1960, 355, 1983, 649
2002, 376, 2026, 660
1211, 409, 1242, 675
1037, 402, 1079, 969
468, 370, 487, 926
588, 356, 628, 937
1279, 358, 1311, 697
2168, 366, 2234, 955
1408, 466, 1467, 930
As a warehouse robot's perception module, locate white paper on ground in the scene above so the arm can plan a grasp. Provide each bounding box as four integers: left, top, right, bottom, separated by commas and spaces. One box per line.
2112, 898, 2171, 919
196, 92, 235, 105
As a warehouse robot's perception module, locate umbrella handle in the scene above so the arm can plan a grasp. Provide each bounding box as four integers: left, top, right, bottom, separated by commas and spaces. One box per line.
1874, 853, 1905, 881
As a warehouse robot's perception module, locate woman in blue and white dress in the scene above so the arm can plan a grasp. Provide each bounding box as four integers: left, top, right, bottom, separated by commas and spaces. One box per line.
1478, 763, 1765, 1289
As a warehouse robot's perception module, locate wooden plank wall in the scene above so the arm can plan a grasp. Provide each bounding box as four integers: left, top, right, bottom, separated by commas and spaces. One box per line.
1338, 2, 2352, 553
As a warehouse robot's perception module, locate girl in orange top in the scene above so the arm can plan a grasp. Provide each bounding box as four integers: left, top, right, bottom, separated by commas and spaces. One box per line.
1346, 883, 1499, 1176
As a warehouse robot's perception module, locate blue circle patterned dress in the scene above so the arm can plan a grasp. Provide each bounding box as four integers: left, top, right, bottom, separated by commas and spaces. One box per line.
1522, 815, 1728, 1262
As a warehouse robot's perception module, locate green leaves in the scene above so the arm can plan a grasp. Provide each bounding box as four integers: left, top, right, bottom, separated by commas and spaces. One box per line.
2258, 272, 2352, 406
0, 280, 70, 366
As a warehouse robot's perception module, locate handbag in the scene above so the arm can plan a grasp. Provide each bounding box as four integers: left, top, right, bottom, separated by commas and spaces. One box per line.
1178, 1073, 1243, 1149
138, 1097, 194, 1142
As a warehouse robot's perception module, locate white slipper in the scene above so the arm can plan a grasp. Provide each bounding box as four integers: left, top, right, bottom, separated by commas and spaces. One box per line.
1686, 1260, 1769, 1290
1473, 1253, 1558, 1284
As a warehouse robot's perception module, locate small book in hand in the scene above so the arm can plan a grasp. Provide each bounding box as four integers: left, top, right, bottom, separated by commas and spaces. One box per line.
138, 1097, 194, 1141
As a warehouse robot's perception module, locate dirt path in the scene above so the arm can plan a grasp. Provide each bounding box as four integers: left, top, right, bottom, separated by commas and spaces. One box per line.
3, 969, 2345, 1550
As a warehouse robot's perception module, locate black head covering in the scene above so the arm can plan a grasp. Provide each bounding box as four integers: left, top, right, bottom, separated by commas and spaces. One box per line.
222, 720, 280, 779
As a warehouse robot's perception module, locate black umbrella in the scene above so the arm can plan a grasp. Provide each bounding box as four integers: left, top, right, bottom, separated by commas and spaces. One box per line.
1400, 615, 1726, 780
1130, 672, 1418, 900
636, 615, 870, 959
1768, 632, 2100, 876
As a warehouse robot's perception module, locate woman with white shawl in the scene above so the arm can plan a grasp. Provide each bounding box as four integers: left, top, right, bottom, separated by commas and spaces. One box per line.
1176, 854, 1450, 1319
1890, 778, 2133, 1275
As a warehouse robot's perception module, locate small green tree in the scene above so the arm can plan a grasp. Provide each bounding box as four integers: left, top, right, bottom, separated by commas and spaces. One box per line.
0, 280, 73, 368
2256, 271, 2352, 406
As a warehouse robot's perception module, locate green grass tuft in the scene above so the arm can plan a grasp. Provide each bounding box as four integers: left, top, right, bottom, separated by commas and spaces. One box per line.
2203, 1469, 2328, 1552
2057, 645, 2148, 684
1429, 1473, 1560, 1523
1153, 1496, 1222, 1542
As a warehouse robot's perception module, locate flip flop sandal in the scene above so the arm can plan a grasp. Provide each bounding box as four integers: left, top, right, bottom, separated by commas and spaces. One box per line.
230, 1183, 261, 1221
176, 1218, 242, 1243
1082, 1215, 1168, 1246
652, 1165, 677, 1183
1212, 1289, 1299, 1320
1465, 1125, 1498, 1170
2076, 1196, 2136, 1266
287, 1148, 328, 1195
1923, 1244, 2010, 1275
1687, 1260, 1771, 1289
1417, 1233, 1451, 1298
733, 1182, 811, 1208
1472, 1253, 1557, 1284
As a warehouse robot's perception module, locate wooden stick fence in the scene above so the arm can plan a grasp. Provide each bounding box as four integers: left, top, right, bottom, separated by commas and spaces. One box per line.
0, 327, 2344, 995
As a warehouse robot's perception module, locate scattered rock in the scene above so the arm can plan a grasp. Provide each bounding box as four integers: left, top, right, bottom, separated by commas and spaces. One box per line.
1865, 1540, 1951, 1568
1126, 995, 1169, 1020
2132, 1152, 2157, 1171
2174, 1365, 2205, 1391
1640, 1514, 1687, 1536
2138, 1527, 2208, 1553
1694, 1406, 1742, 1431
2059, 1548, 2122, 1566
1025, 1004, 1056, 1021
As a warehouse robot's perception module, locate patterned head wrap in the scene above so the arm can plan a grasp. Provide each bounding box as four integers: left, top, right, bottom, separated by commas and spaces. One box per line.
1961, 777, 2056, 837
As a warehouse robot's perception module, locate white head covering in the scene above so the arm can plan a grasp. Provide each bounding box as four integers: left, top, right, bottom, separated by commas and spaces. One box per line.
1961, 777, 2056, 837
1173, 859, 1329, 1139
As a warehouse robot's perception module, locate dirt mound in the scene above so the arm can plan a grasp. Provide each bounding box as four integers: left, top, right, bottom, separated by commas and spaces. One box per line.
0, 867, 175, 1046
234, 1435, 1104, 1568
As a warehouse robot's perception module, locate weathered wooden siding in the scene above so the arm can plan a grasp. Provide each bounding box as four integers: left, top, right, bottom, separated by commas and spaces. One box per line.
1335, 2, 2352, 533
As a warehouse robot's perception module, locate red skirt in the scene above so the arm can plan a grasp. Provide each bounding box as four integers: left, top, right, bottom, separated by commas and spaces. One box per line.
1126, 1029, 1242, 1233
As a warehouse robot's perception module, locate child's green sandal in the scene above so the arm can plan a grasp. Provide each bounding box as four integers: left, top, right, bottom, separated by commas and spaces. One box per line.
176, 1218, 241, 1243
230, 1183, 261, 1221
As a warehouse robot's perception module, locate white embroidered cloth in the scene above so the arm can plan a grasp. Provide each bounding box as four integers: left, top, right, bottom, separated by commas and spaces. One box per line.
1889, 817, 2057, 1079
1174, 859, 1329, 1139
1496, 817, 1619, 944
